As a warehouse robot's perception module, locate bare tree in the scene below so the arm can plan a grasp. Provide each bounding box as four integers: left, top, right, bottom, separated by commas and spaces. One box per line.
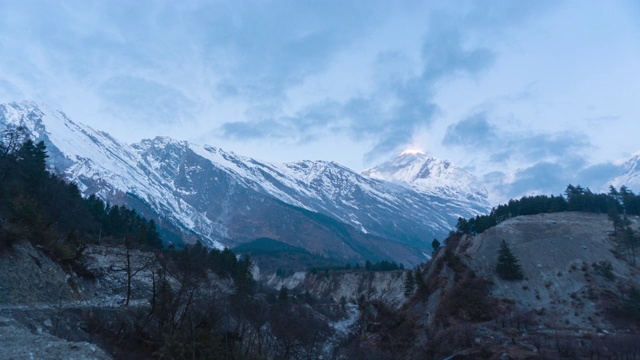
0, 125, 27, 160
111, 236, 155, 305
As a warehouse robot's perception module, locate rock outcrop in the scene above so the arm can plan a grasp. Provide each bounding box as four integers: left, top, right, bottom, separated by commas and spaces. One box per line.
265, 270, 406, 308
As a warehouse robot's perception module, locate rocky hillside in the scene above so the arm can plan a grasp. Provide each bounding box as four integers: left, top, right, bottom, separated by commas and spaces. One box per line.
458, 212, 639, 330
0, 239, 408, 359
0, 242, 150, 359
6, 211, 640, 359
264, 270, 407, 309
0, 316, 111, 360
353, 212, 640, 359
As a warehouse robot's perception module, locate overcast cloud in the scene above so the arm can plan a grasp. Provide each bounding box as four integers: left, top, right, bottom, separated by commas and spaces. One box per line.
1, 0, 639, 204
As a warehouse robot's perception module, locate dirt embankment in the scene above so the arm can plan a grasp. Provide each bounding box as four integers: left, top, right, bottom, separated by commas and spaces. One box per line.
459, 212, 640, 333
0, 241, 80, 305
354, 212, 640, 359
0, 315, 111, 360
0, 243, 172, 359
0, 242, 120, 359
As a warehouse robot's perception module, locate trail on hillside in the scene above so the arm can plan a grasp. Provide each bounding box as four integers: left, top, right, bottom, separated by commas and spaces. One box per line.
0, 297, 149, 312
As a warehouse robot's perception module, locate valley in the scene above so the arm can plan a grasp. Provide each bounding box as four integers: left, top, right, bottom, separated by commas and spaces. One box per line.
2, 208, 640, 359
1, 102, 640, 359
1, 2, 639, 359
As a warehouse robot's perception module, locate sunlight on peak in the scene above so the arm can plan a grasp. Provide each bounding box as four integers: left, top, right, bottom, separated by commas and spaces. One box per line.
400, 148, 425, 156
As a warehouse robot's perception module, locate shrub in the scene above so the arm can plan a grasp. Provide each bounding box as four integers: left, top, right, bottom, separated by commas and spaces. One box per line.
592, 260, 615, 280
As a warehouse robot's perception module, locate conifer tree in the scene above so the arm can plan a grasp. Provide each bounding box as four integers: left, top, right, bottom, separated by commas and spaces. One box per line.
278, 286, 289, 303
403, 270, 415, 297
414, 267, 427, 293
431, 239, 440, 252
496, 240, 524, 280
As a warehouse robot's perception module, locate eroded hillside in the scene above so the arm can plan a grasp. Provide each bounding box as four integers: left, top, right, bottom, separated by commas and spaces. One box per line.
460, 212, 640, 332
353, 212, 640, 359
265, 270, 406, 308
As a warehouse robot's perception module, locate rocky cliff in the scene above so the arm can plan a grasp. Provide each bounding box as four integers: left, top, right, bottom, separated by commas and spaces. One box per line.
264, 270, 407, 309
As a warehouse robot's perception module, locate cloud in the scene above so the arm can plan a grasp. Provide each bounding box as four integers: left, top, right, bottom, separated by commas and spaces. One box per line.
442, 112, 497, 147
0, 1, 381, 118
575, 162, 626, 189
98, 76, 194, 124
420, 25, 495, 83
488, 160, 580, 202
484, 156, 627, 203
444, 111, 591, 165
585, 115, 621, 125
509, 132, 590, 163
220, 119, 286, 140
1, 0, 589, 186
356, 15, 497, 160
217, 8, 500, 162
503, 162, 569, 197
195, 1, 382, 103
444, 111, 603, 202
0, 80, 24, 100
220, 99, 341, 143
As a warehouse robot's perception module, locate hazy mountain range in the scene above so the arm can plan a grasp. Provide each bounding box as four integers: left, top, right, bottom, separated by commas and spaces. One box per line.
1, 101, 637, 265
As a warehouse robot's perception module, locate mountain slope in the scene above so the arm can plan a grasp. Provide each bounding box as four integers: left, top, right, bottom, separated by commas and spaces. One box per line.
0, 101, 224, 248
610, 151, 640, 192
0, 101, 491, 265
136, 137, 488, 246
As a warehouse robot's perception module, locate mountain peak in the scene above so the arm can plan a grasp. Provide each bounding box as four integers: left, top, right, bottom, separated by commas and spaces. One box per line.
399, 148, 426, 156
363, 152, 452, 181
362, 152, 489, 209
137, 136, 189, 150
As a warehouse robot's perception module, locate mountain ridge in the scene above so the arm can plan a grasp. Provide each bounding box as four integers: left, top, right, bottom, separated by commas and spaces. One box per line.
1, 101, 489, 265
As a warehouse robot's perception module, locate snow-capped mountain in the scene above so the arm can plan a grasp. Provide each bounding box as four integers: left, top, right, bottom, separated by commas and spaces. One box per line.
0, 101, 224, 248
610, 152, 640, 192
0, 101, 491, 265
362, 150, 490, 214
132, 137, 487, 251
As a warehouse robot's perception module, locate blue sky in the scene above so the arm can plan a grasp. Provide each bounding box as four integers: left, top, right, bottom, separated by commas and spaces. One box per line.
1, 0, 639, 203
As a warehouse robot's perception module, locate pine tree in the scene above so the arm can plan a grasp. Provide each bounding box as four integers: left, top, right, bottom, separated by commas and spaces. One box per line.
432, 239, 441, 252
403, 270, 415, 297
278, 286, 289, 302
233, 255, 254, 295
496, 240, 524, 280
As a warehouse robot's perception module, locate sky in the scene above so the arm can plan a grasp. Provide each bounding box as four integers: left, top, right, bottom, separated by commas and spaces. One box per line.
1, 0, 639, 204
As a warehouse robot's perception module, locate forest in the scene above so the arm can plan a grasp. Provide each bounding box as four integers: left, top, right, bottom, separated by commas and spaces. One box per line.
455, 184, 640, 235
